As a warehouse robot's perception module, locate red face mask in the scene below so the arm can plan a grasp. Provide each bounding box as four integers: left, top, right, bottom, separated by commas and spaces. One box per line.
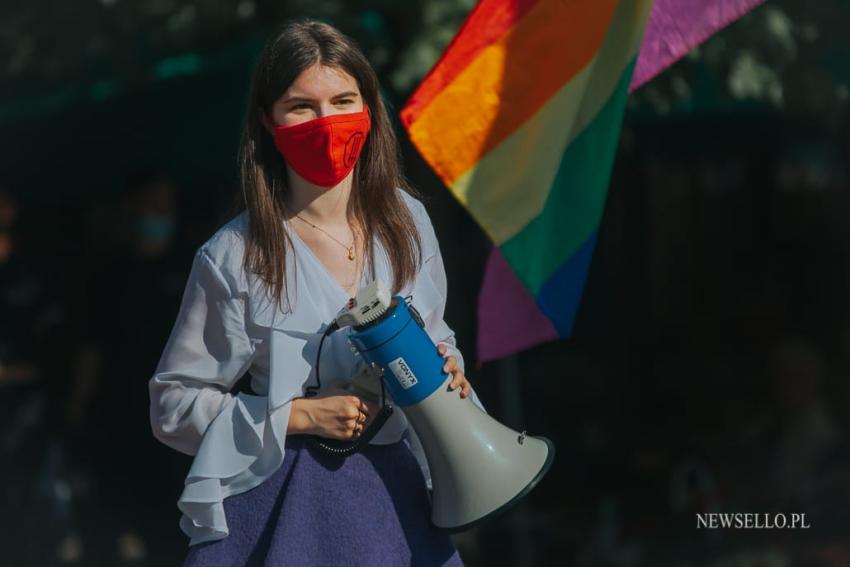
271, 108, 371, 188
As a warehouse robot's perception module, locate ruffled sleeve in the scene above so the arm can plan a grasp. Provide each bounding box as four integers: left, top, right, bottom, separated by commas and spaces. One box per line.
149, 247, 257, 456
149, 242, 293, 545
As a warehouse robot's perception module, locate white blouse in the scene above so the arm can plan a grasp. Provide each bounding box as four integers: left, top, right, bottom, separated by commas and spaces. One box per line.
149, 191, 483, 545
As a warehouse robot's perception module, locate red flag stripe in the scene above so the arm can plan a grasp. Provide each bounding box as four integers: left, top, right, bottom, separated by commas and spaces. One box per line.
401, 0, 540, 127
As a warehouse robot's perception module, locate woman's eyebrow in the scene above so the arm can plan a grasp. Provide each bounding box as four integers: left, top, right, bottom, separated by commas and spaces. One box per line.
282, 91, 359, 104
282, 95, 315, 104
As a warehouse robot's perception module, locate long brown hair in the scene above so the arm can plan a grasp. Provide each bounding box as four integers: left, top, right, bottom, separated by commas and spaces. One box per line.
234, 20, 421, 308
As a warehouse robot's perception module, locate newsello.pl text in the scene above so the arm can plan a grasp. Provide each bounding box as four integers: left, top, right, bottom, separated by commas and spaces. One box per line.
696, 513, 810, 529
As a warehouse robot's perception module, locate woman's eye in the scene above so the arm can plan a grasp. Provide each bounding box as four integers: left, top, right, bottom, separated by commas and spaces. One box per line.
335, 99, 354, 105
288, 103, 313, 112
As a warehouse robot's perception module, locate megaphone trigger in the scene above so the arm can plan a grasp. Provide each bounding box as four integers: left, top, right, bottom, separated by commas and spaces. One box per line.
347, 363, 385, 403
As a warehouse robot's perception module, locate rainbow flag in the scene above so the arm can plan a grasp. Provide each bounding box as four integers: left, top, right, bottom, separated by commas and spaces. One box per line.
401, 0, 766, 362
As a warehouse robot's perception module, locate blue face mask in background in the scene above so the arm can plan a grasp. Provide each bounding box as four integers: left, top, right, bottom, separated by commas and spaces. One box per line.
137, 214, 176, 245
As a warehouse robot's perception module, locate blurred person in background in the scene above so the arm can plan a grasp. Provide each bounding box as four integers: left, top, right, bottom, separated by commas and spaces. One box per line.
0, 187, 42, 387
767, 338, 838, 509
0, 185, 73, 564
69, 170, 191, 564
0, 186, 45, 562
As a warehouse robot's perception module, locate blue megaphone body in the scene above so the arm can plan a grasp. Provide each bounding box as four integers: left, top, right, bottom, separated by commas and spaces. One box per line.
348, 298, 449, 407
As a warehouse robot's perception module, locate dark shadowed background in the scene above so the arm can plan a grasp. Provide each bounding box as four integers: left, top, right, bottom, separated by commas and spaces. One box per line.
2, 0, 850, 565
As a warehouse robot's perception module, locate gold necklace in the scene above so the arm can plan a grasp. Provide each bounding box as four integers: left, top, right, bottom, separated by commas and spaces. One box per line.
294, 214, 356, 261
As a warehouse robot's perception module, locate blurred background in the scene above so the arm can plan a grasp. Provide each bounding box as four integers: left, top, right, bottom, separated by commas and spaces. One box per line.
2, 0, 850, 565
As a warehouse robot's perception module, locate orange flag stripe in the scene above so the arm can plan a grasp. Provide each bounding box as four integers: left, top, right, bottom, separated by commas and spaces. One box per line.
401, 0, 540, 125
406, 0, 618, 187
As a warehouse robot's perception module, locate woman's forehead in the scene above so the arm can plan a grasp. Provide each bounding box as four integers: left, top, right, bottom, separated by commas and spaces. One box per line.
284, 64, 359, 100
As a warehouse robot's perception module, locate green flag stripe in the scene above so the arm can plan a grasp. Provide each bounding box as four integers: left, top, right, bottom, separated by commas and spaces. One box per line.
500, 59, 635, 294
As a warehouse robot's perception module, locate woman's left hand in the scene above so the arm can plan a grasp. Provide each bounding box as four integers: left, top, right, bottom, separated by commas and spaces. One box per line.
437, 343, 471, 399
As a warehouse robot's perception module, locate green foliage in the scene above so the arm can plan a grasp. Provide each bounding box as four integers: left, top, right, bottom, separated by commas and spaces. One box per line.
629, 0, 850, 126
1, 0, 848, 124
0, 0, 472, 114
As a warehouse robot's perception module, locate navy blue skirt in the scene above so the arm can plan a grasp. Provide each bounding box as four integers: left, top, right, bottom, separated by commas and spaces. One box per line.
183, 435, 463, 566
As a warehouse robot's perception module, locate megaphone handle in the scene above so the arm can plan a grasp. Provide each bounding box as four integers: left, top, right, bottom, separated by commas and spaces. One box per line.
306, 322, 388, 407
404, 296, 425, 329
305, 404, 395, 457
304, 319, 392, 458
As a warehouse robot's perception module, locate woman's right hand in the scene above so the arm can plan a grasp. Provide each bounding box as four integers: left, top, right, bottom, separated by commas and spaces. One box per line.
289, 388, 377, 440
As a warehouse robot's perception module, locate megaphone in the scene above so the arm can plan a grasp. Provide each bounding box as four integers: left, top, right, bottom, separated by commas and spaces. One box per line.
334, 281, 555, 531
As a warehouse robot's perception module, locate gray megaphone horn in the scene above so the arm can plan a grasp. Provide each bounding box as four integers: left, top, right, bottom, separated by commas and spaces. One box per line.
333, 280, 555, 531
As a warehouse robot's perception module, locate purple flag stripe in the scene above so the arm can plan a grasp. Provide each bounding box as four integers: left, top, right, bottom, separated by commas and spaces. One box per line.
477, 248, 558, 365
629, 0, 767, 91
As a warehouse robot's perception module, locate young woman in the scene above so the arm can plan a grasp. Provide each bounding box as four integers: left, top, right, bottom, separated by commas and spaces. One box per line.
149, 20, 483, 566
